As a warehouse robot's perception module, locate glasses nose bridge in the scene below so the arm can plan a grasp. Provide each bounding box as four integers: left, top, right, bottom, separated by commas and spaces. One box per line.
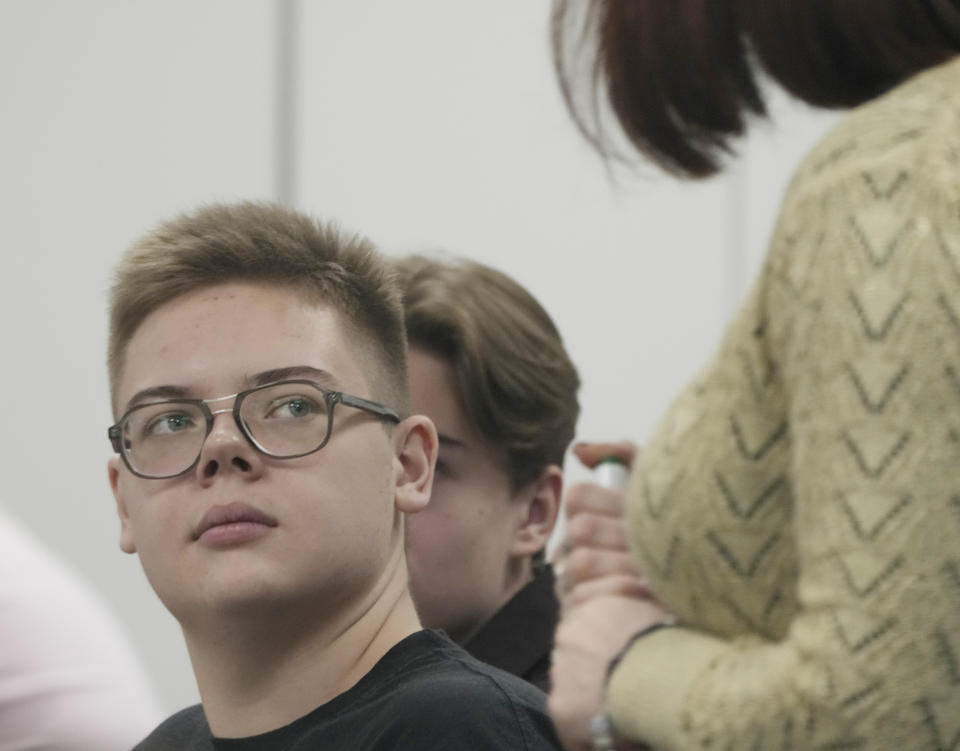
203, 391, 241, 417
200, 392, 247, 437
195, 390, 257, 467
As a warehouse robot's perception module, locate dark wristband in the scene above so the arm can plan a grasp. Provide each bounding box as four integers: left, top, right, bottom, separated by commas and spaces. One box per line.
605, 616, 677, 681
590, 616, 677, 751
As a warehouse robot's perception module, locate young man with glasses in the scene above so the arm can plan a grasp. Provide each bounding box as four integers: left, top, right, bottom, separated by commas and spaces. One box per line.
106, 202, 560, 750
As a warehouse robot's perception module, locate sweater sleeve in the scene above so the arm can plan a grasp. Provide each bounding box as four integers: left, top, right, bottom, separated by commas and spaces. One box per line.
606, 100, 960, 750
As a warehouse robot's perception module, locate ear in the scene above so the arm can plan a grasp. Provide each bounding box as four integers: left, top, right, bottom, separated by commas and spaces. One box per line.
392, 415, 438, 514
511, 465, 563, 558
108, 456, 137, 555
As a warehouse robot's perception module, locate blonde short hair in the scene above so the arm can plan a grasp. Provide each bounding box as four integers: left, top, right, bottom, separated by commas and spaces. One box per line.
108, 202, 409, 416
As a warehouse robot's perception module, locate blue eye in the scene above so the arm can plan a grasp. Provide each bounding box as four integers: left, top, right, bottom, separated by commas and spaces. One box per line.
145, 412, 196, 436
285, 399, 312, 417
266, 396, 321, 420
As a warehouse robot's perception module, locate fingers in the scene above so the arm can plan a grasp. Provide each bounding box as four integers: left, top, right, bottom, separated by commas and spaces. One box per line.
564, 573, 653, 609
563, 481, 626, 518
564, 547, 642, 588
564, 502, 630, 549
554, 540, 653, 614
572, 440, 637, 469
554, 493, 640, 595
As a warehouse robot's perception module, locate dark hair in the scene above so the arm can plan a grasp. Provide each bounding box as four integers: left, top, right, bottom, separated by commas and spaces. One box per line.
109, 202, 409, 415
395, 254, 580, 492
551, 0, 960, 178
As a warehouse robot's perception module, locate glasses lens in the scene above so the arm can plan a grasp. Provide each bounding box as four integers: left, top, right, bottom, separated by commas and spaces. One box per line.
240, 382, 331, 457
122, 402, 207, 477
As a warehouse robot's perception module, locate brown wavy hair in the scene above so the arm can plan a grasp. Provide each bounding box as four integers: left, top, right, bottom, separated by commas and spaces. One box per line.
395, 254, 580, 492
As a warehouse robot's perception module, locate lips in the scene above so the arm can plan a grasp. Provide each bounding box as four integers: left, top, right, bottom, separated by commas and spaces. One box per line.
192, 502, 278, 541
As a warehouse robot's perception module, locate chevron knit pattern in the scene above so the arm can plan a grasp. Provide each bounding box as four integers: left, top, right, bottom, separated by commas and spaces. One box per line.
606, 56, 960, 750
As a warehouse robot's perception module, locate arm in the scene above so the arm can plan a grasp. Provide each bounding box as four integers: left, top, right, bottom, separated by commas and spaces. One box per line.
607, 122, 960, 749
550, 450, 671, 751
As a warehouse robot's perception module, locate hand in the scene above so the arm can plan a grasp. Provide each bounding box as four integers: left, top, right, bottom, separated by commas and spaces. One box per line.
554, 441, 646, 606
571, 441, 636, 469
549, 594, 668, 751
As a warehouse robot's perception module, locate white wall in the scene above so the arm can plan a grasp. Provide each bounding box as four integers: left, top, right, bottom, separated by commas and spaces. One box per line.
0, 0, 836, 716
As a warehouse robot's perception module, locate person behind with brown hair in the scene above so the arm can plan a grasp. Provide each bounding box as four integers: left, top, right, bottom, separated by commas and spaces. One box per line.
547, 1, 960, 750
105, 202, 561, 750
394, 253, 580, 691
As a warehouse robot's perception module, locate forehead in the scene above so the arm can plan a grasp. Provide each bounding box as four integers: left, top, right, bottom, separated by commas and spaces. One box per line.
408, 348, 461, 423
407, 347, 479, 444
117, 282, 369, 407
407, 344, 510, 475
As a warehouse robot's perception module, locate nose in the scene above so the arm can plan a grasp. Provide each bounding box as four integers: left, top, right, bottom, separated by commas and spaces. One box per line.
195, 407, 264, 483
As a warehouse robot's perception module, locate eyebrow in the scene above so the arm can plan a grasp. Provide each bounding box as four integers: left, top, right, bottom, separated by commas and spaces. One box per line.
253, 366, 337, 388
123, 365, 338, 413
124, 384, 190, 409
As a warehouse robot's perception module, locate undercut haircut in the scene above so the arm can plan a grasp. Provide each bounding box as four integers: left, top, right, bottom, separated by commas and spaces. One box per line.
108, 201, 409, 416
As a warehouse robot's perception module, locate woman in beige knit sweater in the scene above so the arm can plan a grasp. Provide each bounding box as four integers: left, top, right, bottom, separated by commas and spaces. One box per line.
547, 2, 960, 750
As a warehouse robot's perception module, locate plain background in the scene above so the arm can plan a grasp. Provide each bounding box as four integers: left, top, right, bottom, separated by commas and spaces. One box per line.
0, 0, 837, 716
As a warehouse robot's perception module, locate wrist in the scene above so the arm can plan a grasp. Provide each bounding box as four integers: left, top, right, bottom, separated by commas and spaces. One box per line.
587, 712, 652, 751
587, 711, 620, 751
591, 616, 676, 751
606, 615, 677, 681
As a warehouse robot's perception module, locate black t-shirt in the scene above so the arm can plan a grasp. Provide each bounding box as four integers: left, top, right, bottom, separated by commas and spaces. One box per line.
133, 630, 561, 750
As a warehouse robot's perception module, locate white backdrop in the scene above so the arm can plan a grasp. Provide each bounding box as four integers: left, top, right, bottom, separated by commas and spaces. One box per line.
0, 0, 836, 715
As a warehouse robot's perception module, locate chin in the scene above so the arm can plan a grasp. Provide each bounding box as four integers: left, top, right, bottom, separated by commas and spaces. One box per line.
162, 571, 293, 624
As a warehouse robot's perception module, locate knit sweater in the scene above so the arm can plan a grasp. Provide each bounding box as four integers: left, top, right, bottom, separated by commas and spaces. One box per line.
607, 56, 960, 750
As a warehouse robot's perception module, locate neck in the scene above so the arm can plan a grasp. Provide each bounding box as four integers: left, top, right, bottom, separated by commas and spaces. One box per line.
182, 547, 421, 738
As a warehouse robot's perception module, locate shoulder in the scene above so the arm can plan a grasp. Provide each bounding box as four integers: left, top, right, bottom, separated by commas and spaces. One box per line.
760, 57, 960, 319
133, 705, 210, 751
377, 631, 560, 750
788, 56, 960, 205
0, 512, 162, 746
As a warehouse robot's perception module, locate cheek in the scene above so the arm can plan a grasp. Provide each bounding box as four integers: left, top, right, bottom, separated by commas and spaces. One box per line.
121, 485, 182, 554
277, 453, 397, 550
408, 486, 491, 565
115, 474, 153, 542
407, 504, 460, 563
115, 485, 191, 602
323, 432, 396, 503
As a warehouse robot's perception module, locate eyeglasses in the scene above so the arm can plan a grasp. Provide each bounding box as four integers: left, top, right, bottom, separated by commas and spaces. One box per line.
108, 379, 401, 479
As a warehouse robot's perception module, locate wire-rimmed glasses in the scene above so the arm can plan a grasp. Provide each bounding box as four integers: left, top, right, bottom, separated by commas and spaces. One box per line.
108, 379, 400, 479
